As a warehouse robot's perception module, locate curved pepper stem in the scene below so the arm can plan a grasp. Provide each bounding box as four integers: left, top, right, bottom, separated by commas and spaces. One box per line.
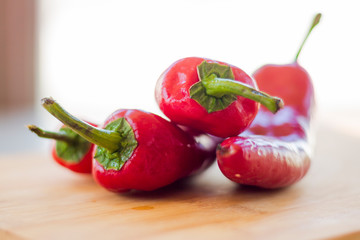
295, 13, 321, 61
190, 61, 284, 114
203, 76, 284, 114
41, 97, 121, 152
27, 125, 76, 145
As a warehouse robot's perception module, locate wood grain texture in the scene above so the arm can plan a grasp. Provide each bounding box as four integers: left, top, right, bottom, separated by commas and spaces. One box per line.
0, 125, 359, 240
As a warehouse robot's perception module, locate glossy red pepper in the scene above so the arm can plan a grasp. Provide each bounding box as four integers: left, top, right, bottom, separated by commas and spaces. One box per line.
217, 13, 321, 189
155, 57, 283, 138
28, 123, 97, 174
41, 98, 218, 192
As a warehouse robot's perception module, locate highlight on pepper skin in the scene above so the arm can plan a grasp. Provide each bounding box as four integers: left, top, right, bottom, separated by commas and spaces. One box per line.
40, 97, 219, 192
216, 13, 320, 189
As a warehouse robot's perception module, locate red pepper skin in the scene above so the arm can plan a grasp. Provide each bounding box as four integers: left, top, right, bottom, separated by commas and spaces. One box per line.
178, 126, 223, 176
52, 142, 95, 174
51, 122, 97, 174
253, 63, 314, 118
217, 63, 314, 189
92, 109, 215, 192
155, 57, 259, 138
217, 136, 310, 189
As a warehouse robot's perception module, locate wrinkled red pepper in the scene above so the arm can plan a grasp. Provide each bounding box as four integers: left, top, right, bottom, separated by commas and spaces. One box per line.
41, 98, 218, 192
155, 57, 283, 138
28, 123, 96, 174
216, 14, 321, 189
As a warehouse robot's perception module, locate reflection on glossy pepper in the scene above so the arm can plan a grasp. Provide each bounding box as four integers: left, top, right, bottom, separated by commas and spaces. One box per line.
155, 57, 283, 138
41, 98, 218, 192
217, 13, 321, 189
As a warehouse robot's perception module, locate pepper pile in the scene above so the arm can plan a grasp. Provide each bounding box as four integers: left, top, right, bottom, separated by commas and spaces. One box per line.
28, 14, 320, 192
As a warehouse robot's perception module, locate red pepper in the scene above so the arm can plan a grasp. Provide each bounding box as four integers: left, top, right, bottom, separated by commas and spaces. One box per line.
41, 98, 217, 192
155, 57, 283, 138
28, 123, 97, 174
216, 13, 321, 189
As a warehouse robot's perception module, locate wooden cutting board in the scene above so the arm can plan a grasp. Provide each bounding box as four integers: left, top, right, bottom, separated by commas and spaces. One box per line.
1, 125, 359, 240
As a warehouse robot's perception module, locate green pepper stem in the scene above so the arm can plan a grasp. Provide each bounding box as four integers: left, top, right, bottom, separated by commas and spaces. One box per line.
41, 97, 121, 152
295, 13, 321, 61
27, 125, 76, 145
202, 77, 284, 113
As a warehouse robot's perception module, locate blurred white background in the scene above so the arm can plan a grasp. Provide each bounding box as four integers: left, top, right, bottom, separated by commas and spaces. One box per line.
1, 0, 360, 153
37, 0, 360, 128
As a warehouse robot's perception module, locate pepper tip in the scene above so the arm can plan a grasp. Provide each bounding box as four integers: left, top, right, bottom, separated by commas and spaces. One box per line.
27, 124, 37, 131
41, 97, 55, 106
273, 98, 284, 114
216, 144, 232, 157
277, 98, 284, 109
